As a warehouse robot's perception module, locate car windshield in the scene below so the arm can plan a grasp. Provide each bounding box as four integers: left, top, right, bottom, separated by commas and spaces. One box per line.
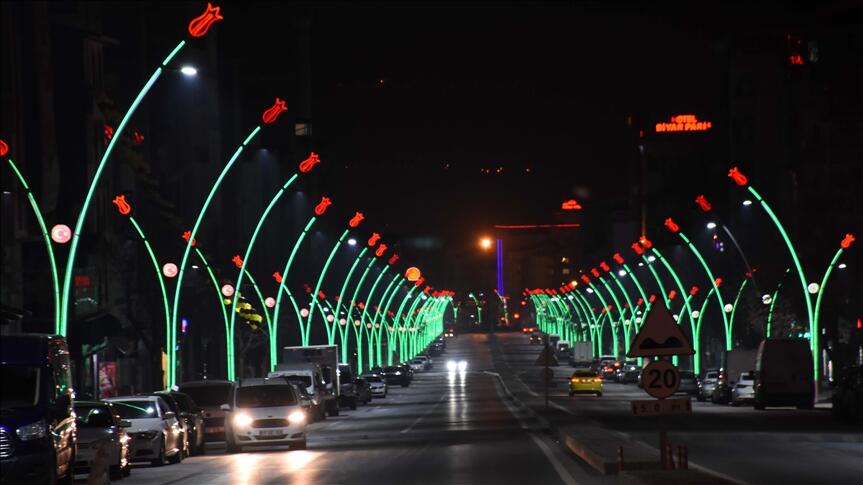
170, 393, 199, 412
179, 384, 233, 407
572, 371, 598, 378
0, 365, 41, 410
363, 375, 382, 383
680, 371, 695, 379
236, 385, 298, 408
112, 400, 158, 419
384, 367, 400, 372
291, 384, 312, 398
74, 404, 113, 427
705, 372, 718, 379
284, 375, 312, 387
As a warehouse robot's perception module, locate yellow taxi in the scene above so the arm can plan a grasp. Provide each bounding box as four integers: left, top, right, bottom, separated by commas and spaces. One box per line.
569, 370, 602, 397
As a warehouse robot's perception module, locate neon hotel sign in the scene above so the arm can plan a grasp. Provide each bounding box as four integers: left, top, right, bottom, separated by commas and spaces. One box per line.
655, 114, 712, 133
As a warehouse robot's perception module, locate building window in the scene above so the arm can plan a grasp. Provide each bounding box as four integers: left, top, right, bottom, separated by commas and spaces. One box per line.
295, 123, 312, 137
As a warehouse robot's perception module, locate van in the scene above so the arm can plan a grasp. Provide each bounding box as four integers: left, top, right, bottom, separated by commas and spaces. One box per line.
0, 334, 76, 483
555, 340, 571, 360
754, 339, 814, 410
269, 362, 337, 417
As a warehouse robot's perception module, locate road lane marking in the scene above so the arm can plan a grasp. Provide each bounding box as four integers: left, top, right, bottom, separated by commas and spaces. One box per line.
399, 391, 448, 434
492, 375, 579, 485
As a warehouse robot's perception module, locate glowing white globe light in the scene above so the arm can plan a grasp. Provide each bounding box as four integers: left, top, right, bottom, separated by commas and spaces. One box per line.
221, 284, 235, 297
51, 224, 72, 244
265, 297, 275, 308
300, 308, 309, 318
162, 263, 178, 278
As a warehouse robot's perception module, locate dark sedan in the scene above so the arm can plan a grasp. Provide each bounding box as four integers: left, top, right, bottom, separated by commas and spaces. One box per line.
382, 366, 411, 387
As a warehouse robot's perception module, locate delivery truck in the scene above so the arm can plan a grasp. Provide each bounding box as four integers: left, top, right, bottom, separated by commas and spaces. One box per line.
269, 345, 341, 416
568, 341, 593, 368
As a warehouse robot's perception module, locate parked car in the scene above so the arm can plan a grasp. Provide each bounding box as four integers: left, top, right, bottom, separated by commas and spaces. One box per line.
678, 371, 698, 395
697, 369, 719, 402
353, 378, 372, 405
621, 368, 641, 384
711, 373, 734, 404
831, 366, 863, 423
409, 358, 426, 372
731, 372, 756, 406
176, 380, 234, 443
361, 374, 388, 397
221, 377, 307, 452
337, 363, 358, 410
285, 380, 324, 422
163, 391, 205, 455
0, 334, 77, 484
444, 328, 456, 338
72, 400, 131, 480
106, 395, 183, 466
569, 370, 602, 397
150, 392, 190, 457
382, 366, 411, 387
614, 362, 639, 382
529, 332, 543, 345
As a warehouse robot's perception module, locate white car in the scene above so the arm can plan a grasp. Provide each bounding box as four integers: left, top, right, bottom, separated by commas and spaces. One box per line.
731, 372, 756, 406
409, 359, 425, 372
106, 396, 183, 466
221, 378, 307, 452
361, 374, 388, 397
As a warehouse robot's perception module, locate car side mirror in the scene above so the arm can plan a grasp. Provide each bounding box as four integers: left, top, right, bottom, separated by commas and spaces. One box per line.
119, 420, 132, 428
163, 411, 176, 420
219, 404, 231, 412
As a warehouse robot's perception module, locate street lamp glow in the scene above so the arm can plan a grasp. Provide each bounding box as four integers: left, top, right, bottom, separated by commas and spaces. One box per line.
724, 303, 734, 313
51, 224, 72, 244
265, 297, 276, 308
762, 294, 772, 305
618, 269, 627, 277
162, 263, 178, 278
838, 263, 847, 269
691, 310, 700, 319
221, 284, 235, 297
742, 199, 753, 206
180, 66, 198, 76
647, 255, 656, 263
706, 222, 717, 230
479, 237, 493, 250
807, 282, 820, 294
586, 287, 594, 294
347, 238, 357, 246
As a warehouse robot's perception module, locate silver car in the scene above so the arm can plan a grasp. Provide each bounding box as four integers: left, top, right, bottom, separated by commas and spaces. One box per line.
222, 378, 308, 452
678, 371, 698, 395
106, 396, 184, 466
73, 401, 131, 480
361, 374, 388, 397
732, 372, 756, 406
698, 370, 719, 401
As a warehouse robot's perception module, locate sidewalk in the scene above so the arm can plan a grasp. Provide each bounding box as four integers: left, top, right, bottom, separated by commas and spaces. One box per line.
487, 334, 739, 484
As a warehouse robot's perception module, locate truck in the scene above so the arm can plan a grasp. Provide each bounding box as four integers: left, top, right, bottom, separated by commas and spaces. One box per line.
754, 339, 814, 410
713, 349, 759, 404
268, 345, 341, 417
568, 341, 593, 368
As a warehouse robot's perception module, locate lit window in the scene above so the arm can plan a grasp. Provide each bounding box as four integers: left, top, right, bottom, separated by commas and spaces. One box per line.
295, 123, 312, 137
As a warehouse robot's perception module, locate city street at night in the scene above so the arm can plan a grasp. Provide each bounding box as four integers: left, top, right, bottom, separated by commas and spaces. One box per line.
1, 1, 861, 484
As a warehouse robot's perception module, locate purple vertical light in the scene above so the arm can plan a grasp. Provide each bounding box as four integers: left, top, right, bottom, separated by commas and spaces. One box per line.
496, 238, 504, 296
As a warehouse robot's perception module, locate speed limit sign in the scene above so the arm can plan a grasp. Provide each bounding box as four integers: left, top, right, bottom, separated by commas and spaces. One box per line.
641, 360, 680, 399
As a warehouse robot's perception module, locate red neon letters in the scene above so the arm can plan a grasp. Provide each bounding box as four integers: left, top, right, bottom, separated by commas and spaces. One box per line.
728, 167, 748, 186
262, 98, 287, 124
655, 114, 712, 133
695, 195, 712, 212
112, 195, 131, 215
231, 255, 243, 269
272, 272, 283, 283
349, 212, 365, 228
368, 233, 381, 247
375, 244, 388, 257
840, 233, 855, 249
561, 199, 583, 210
664, 217, 679, 233
188, 2, 223, 38
314, 197, 332, 216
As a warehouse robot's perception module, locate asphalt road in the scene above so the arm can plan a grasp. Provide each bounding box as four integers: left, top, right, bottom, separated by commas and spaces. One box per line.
107, 335, 602, 485
493, 332, 863, 485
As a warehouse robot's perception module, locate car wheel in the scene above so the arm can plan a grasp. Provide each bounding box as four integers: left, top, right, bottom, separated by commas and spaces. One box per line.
226, 435, 241, 454
151, 439, 167, 466
110, 460, 124, 481
350, 398, 357, 411
168, 445, 183, 464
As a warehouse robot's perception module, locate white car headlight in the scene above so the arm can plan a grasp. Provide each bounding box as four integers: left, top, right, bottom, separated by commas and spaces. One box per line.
446, 361, 457, 372
16, 420, 46, 441
288, 410, 306, 424
233, 413, 253, 427
458, 361, 468, 372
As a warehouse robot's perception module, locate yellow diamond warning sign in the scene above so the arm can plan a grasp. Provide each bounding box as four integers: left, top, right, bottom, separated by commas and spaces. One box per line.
627, 303, 695, 358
